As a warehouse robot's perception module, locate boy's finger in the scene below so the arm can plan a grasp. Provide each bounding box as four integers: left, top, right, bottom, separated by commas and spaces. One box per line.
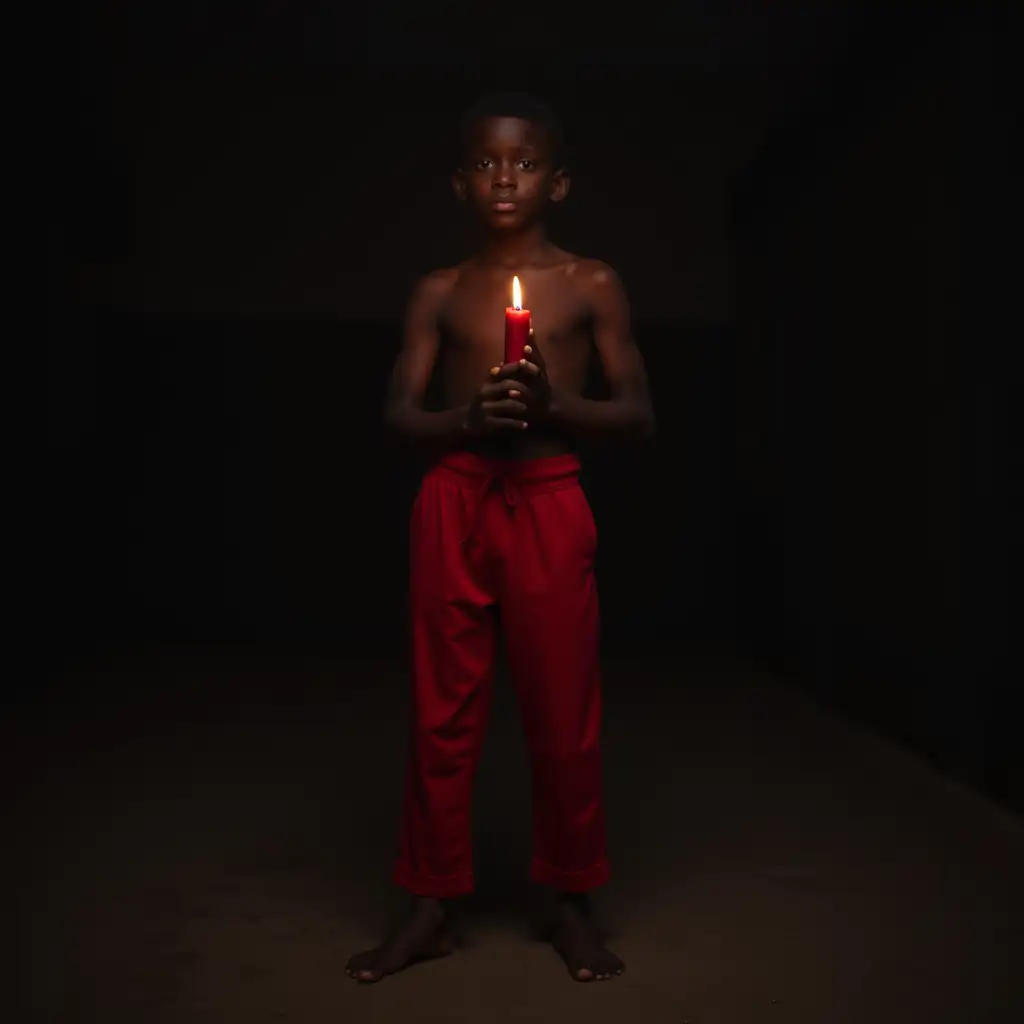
494, 361, 524, 378
486, 399, 528, 416
487, 378, 533, 396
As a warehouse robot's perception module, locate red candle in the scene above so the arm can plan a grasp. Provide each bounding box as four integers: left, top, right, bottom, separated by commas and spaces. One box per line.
504, 275, 531, 364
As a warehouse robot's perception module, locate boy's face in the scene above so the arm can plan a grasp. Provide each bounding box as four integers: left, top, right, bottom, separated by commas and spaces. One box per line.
454, 116, 569, 230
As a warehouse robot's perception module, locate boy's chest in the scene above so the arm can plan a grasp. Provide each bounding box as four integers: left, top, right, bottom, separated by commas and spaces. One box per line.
441, 270, 591, 360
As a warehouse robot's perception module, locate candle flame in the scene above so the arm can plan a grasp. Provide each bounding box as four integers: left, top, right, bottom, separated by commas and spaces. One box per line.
512, 275, 522, 310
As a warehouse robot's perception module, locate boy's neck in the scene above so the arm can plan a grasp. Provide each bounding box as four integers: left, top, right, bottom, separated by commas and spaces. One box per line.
475, 223, 551, 268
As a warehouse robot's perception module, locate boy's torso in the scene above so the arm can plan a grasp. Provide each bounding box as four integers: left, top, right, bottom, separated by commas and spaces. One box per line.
436, 250, 596, 460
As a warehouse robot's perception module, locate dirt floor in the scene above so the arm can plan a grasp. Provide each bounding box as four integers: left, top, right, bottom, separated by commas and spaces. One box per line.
14, 652, 1024, 1023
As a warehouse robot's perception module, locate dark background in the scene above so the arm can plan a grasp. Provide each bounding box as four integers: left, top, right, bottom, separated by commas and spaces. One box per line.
48, 3, 1015, 808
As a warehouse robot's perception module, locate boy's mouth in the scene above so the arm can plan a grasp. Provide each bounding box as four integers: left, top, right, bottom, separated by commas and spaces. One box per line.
492, 201, 517, 212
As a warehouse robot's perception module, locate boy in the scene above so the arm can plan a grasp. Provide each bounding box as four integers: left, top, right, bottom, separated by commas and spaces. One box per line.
346, 93, 654, 984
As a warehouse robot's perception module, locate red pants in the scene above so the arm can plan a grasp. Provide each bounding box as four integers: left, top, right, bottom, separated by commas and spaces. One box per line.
393, 451, 609, 897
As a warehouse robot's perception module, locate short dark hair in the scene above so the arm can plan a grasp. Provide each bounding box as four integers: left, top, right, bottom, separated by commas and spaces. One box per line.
459, 92, 567, 168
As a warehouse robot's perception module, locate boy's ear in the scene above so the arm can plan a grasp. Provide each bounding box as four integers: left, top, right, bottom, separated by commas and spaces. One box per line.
452, 168, 467, 202
549, 168, 570, 204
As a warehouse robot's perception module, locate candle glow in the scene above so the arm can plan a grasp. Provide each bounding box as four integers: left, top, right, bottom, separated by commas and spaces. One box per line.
512, 275, 522, 310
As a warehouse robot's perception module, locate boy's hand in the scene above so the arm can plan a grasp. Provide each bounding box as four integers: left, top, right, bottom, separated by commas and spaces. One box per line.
465, 366, 536, 433
495, 329, 552, 419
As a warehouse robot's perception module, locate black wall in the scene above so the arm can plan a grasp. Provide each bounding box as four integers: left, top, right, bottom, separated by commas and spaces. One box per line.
731, 6, 1015, 805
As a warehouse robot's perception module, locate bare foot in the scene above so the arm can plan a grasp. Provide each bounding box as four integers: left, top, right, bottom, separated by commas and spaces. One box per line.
550, 893, 624, 982
345, 897, 452, 983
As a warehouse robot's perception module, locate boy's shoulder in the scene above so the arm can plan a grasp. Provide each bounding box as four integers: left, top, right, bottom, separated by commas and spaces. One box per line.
407, 266, 461, 313
559, 256, 627, 306
578, 258, 620, 284
535, 247, 618, 280
536, 248, 621, 285
418, 265, 462, 292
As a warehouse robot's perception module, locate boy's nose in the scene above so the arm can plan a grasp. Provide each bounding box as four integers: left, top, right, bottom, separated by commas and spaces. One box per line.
493, 166, 516, 188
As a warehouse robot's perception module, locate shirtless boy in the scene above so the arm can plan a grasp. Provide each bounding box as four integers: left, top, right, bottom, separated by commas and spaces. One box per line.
346, 92, 654, 984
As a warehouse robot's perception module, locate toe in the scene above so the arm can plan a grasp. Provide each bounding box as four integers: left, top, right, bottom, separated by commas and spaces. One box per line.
603, 955, 625, 977
346, 951, 384, 983
575, 966, 595, 981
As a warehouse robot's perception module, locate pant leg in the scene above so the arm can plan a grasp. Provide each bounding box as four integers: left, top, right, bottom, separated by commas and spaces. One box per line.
393, 467, 497, 898
499, 480, 610, 892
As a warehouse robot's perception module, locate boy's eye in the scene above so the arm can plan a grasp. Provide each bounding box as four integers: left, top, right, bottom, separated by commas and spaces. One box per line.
474, 158, 493, 170
518, 159, 536, 170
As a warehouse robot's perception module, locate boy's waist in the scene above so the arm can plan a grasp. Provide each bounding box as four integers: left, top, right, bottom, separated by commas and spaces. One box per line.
431, 450, 582, 496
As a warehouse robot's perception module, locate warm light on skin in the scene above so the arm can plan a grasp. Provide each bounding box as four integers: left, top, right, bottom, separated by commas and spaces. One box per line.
512, 275, 522, 310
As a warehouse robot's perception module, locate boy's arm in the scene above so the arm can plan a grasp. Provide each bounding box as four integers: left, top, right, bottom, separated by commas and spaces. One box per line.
548, 263, 655, 440
384, 270, 470, 443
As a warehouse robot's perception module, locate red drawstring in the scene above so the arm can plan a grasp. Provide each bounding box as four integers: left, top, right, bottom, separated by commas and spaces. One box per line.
460, 475, 518, 545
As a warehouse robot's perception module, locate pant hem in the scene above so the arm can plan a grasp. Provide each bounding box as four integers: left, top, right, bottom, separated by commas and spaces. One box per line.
529, 857, 611, 892
392, 861, 475, 898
